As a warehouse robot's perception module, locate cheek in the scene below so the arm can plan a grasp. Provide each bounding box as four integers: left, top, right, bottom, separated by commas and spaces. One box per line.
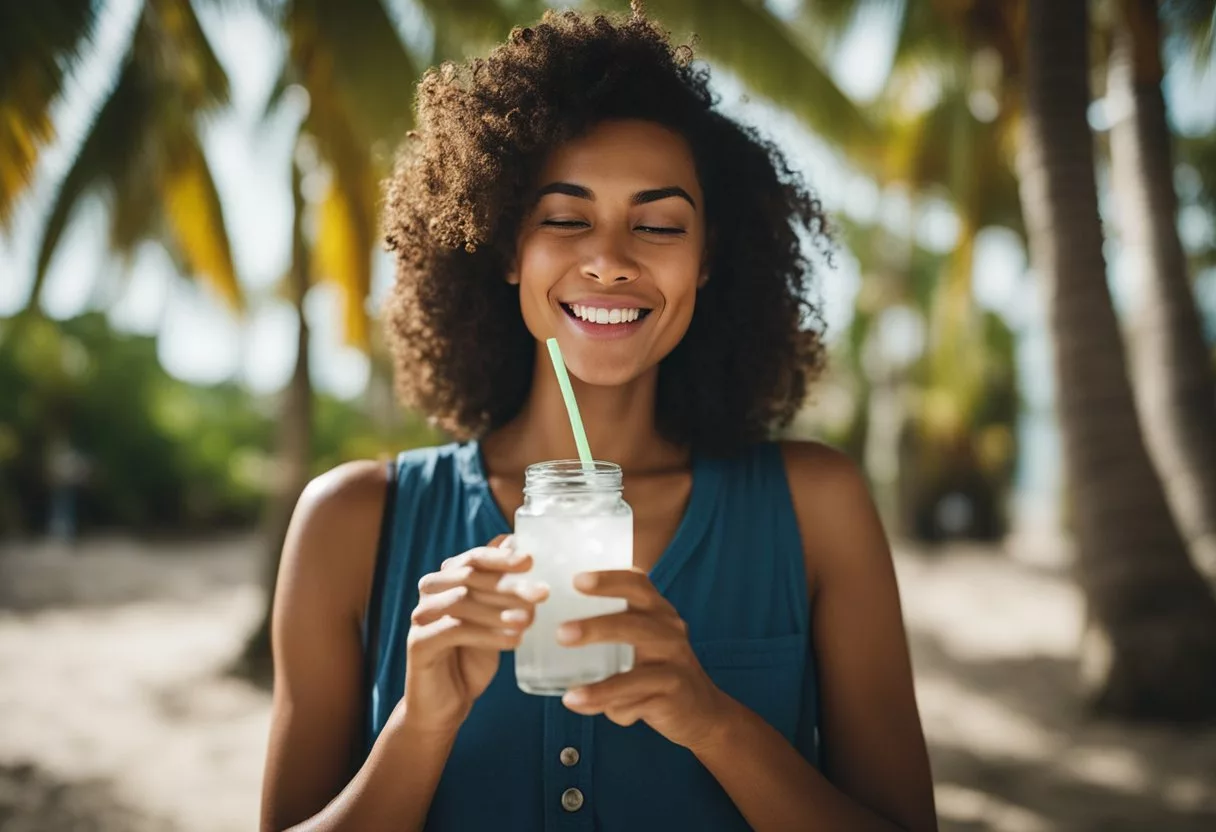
516, 237, 569, 291
653, 254, 703, 309
513, 239, 568, 333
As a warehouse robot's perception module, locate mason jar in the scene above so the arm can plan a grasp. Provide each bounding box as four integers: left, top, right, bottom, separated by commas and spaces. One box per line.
513, 460, 635, 695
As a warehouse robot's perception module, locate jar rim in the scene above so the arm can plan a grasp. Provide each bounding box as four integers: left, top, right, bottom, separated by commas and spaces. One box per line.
523, 459, 622, 495
525, 459, 621, 476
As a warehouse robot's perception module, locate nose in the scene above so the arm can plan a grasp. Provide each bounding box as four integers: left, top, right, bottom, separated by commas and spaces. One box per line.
580, 230, 640, 285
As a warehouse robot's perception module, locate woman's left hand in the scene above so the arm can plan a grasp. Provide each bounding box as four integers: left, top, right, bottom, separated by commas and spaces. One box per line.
557, 568, 732, 752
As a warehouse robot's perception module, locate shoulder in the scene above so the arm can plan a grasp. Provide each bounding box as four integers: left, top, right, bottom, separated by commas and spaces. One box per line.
776, 439, 863, 487
294, 459, 391, 534
776, 439, 873, 525
776, 440, 887, 592
277, 460, 392, 627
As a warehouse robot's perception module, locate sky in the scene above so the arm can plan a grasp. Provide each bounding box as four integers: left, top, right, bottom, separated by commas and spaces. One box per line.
1, 0, 1214, 521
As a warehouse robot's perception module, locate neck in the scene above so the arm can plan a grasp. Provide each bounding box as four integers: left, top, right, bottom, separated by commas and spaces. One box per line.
482, 346, 688, 475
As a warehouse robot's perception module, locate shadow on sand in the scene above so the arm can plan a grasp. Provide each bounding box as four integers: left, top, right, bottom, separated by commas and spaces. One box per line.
0, 762, 166, 832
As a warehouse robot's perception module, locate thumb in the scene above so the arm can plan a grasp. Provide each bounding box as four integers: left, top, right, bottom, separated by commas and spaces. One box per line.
487, 533, 515, 550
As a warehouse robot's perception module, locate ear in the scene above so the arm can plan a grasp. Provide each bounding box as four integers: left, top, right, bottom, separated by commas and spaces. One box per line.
506, 261, 520, 285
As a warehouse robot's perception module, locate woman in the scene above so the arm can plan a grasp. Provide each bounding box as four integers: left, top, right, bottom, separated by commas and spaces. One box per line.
261, 7, 937, 831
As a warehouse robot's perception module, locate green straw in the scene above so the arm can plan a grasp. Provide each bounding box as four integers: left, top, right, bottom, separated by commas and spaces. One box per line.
545, 337, 594, 467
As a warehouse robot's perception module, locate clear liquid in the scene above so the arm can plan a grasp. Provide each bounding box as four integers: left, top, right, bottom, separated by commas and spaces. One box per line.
514, 512, 635, 695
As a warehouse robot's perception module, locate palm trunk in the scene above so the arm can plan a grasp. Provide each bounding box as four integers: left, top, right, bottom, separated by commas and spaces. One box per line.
1016, 0, 1216, 720
1108, 0, 1216, 575
239, 154, 313, 681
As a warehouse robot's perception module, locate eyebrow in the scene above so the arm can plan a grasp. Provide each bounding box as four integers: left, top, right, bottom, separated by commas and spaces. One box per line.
534, 181, 697, 209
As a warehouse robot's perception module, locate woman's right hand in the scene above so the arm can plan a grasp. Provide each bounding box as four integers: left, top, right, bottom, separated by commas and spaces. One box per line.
403, 535, 547, 734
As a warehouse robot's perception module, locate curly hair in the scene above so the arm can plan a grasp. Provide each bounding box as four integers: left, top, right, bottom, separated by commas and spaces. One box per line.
382, 4, 830, 457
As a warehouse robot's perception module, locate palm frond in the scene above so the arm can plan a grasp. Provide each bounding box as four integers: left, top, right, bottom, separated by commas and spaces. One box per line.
0, 0, 97, 227
161, 130, 243, 309
1163, 0, 1216, 67
141, 0, 231, 113
418, 0, 519, 61
27, 0, 242, 313
29, 57, 150, 311
263, 61, 293, 119
601, 0, 877, 152
312, 172, 374, 348
792, 0, 900, 54
288, 0, 418, 155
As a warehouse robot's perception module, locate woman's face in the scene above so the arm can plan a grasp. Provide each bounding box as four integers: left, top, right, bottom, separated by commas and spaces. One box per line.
509, 119, 708, 387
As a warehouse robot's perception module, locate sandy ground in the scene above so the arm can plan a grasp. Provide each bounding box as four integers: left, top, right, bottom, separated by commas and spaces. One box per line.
1, 533, 1214, 831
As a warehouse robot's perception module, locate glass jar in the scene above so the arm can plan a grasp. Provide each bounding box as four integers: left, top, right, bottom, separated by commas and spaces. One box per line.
513, 460, 635, 695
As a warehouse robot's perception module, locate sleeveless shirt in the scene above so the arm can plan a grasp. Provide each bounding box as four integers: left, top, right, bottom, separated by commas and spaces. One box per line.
361, 440, 820, 830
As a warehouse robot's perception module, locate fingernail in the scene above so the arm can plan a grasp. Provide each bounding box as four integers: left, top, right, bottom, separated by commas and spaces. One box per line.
573, 572, 595, 591
556, 622, 581, 644
501, 608, 529, 625
519, 581, 549, 601
563, 688, 587, 706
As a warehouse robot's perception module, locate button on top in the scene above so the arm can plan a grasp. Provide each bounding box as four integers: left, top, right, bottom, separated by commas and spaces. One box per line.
561, 787, 584, 812
559, 746, 580, 767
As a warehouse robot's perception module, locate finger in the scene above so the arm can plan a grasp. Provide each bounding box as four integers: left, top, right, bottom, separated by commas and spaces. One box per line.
408, 616, 522, 660
572, 569, 670, 612
419, 565, 548, 603
414, 594, 536, 631
411, 585, 532, 628
603, 696, 661, 728
441, 546, 531, 574
556, 609, 685, 653
561, 665, 676, 714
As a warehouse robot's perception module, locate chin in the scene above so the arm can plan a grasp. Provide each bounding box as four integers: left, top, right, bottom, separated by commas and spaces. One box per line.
561, 351, 650, 388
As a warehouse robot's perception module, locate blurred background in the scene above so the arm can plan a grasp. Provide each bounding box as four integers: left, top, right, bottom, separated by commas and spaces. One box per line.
1, 0, 1215, 829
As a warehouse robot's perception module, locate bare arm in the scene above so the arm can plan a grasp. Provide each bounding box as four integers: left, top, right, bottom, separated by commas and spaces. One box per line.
687, 442, 937, 831
259, 461, 457, 832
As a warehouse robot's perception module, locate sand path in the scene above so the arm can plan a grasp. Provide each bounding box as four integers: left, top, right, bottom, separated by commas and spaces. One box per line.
1, 534, 1213, 831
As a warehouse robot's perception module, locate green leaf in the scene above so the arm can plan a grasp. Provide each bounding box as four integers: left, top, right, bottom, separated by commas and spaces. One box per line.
27, 0, 242, 314
287, 0, 419, 153
0, 0, 97, 227
30, 57, 150, 311
1163, 0, 1216, 67
602, 0, 876, 151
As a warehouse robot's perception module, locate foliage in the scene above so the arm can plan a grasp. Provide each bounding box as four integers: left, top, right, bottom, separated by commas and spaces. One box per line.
0, 0, 96, 228
25, 0, 242, 316
0, 313, 443, 536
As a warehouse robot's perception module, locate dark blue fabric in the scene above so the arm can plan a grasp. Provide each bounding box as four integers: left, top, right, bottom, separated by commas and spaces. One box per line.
362, 441, 819, 831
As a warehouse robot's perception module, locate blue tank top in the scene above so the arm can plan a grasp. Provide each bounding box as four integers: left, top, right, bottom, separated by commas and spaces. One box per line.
362, 440, 820, 831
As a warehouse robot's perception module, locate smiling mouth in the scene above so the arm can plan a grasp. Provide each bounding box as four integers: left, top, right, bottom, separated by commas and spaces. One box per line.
560, 302, 654, 325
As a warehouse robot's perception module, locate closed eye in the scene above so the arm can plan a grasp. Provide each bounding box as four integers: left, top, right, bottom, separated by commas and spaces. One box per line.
637, 226, 686, 235
541, 219, 588, 228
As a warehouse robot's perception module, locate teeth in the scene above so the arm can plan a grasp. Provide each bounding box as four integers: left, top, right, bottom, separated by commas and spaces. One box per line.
568, 304, 644, 324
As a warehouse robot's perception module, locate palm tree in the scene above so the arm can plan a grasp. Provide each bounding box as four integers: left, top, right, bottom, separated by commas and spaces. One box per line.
1017, 0, 1216, 718
1106, 0, 1216, 573
782, 0, 1025, 538
236, 0, 424, 676
23, 0, 242, 315
0, 1, 98, 229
